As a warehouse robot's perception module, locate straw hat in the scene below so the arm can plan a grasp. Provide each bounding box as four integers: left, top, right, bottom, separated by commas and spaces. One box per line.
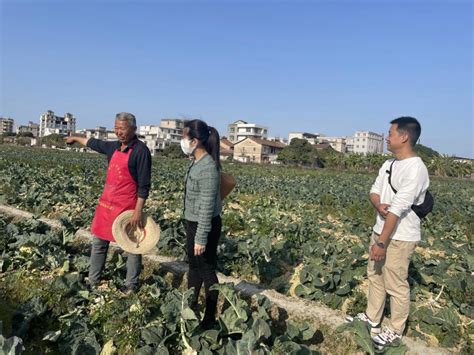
112, 210, 160, 254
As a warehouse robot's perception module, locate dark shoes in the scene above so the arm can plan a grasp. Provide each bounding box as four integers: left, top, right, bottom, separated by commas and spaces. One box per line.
199, 317, 217, 331
198, 299, 218, 330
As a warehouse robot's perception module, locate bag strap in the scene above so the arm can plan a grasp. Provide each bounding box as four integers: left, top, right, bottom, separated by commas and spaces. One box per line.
385, 160, 398, 194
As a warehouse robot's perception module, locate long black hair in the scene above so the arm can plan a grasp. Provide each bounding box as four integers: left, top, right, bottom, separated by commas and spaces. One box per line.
184, 119, 221, 170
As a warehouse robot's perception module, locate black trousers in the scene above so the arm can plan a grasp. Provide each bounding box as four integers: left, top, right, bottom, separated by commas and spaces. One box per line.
185, 215, 222, 320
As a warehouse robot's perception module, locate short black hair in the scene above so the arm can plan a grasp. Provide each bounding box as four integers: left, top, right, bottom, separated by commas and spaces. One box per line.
390, 116, 421, 147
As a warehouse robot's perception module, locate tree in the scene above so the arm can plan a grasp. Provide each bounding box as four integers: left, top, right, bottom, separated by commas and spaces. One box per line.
277, 139, 318, 166
160, 143, 186, 159
415, 144, 440, 164
39, 134, 67, 148
1, 132, 16, 137
17, 132, 34, 138
315, 145, 343, 169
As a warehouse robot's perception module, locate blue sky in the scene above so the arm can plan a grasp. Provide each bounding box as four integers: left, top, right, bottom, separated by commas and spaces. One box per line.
1, 0, 472, 157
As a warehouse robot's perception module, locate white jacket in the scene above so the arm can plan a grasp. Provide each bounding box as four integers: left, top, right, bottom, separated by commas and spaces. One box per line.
370, 157, 430, 242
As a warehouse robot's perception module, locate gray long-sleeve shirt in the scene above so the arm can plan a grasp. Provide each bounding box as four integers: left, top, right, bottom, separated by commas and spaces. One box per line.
184, 154, 222, 245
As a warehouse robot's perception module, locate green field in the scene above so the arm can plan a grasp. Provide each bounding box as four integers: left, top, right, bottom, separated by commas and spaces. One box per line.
0, 146, 472, 353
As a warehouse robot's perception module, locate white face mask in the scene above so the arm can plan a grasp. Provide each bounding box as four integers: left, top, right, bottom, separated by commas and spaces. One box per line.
180, 138, 196, 156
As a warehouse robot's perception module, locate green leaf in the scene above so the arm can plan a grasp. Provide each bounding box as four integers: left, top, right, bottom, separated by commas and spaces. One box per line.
181, 307, 198, 321
382, 340, 408, 355
335, 283, 352, 296
43, 330, 61, 342
337, 320, 374, 355
141, 327, 164, 345
252, 319, 271, 340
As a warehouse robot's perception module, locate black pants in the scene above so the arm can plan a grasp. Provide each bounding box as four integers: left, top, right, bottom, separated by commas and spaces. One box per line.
185, 215, 221, 320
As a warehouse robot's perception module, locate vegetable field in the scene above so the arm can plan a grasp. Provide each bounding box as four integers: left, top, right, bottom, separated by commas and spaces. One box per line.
1, 146, 473, 353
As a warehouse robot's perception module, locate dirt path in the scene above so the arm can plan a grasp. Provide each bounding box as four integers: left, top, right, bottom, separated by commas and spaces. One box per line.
0, 204, 453, 355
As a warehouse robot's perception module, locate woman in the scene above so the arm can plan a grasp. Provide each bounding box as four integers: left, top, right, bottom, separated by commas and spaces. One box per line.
181, 119, 222, 330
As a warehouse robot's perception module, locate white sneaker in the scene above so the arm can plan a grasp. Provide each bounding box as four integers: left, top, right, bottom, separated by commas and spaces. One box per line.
372, 326, 402, 349
345, 312, 381, 334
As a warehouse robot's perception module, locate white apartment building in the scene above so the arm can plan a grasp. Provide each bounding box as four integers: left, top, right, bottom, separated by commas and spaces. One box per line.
227, 120, 268, 143
16, 121, 40, 137
139, 125, 162, 136
106, 131, 117, 140
267, 136, 288, 145
139, 118, 188, 155
39, 110, 76, 137
288, 132, 319, 145
76, 126, 108, 140
351, 131, 384, 154
0, 118, 14, 135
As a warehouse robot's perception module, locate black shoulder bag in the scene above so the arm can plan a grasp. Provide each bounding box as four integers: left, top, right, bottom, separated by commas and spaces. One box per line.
386, 160, 434, 219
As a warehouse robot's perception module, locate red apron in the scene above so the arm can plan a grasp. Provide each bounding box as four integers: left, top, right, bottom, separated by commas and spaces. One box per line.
91, 147, 137, 242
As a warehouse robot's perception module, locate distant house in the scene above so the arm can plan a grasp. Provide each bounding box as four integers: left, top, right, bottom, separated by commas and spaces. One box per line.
313, 143, 332, 150
288, 132, 319, 145
227, 120, 268, 143
319, 136, 347, 153
453, 157, 474, 164
17, 121, 40, 137
233, 137, 286, 163
220, 138, 234, 161
350, 131, 384, 155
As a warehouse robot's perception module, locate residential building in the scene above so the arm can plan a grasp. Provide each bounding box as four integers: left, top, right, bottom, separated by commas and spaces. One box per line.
39, 110, 76, 137
352, 131, 384, 155
233, 137, 286, 164
106, 131, 117, 141
227, 120, 268, 143
319, 136, 347, 153
220, 138, 234, 161
0, 118, 14, 135
346, 137, 355, 153
138, 119, 188, 155
267, 136, 288, 145
453, 157, 474, 164
138, 125, 162, 136
16, 121, 40, 137
75, 126, 108, 140
314, 143, 332, 150
288, 132, 319, 145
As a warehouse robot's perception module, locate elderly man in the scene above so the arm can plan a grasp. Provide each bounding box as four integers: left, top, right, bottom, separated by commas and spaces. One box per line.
65, 112, 151, 293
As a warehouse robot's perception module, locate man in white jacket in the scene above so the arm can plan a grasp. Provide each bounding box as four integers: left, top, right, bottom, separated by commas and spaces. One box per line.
347, 117, 430, 349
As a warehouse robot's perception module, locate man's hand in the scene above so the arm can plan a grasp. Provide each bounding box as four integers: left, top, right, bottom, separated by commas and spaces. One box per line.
194, 243, 206, 256
376, 203, 390, 218
63, 136, 88, 146
128, 209, 144, 230
64, 136, 76, 145
370, 243, 386, 261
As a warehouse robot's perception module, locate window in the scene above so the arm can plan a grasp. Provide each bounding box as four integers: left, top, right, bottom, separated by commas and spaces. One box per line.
246, 128, 251, 132
253, 147, 256, 152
